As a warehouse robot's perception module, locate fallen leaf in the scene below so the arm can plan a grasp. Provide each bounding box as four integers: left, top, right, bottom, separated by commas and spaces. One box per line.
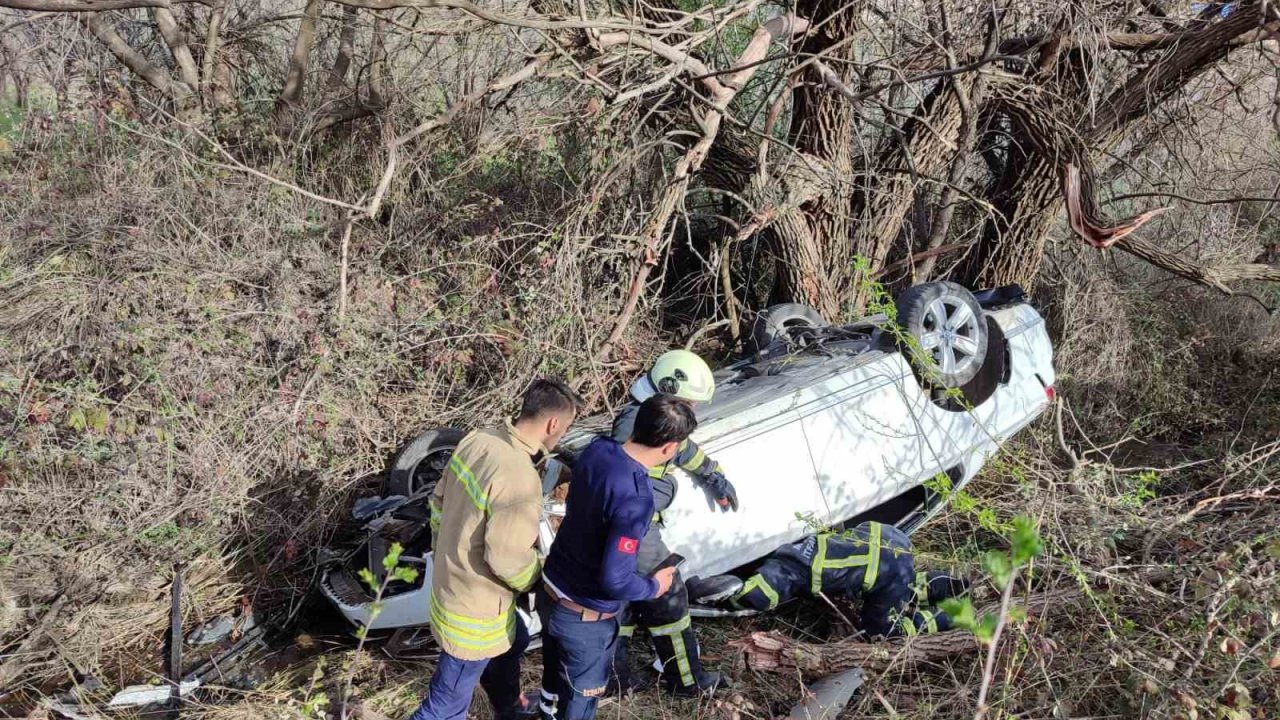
1220, 683, 1250, 708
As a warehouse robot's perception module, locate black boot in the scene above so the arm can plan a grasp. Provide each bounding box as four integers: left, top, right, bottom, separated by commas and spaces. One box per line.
652, 624, 729, 697
924, 571, 970, 604
685, 575, 744, 605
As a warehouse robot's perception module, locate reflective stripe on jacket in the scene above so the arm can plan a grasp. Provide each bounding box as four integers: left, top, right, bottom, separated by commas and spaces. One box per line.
810, 521, 911, 595
429, 422, 543, 659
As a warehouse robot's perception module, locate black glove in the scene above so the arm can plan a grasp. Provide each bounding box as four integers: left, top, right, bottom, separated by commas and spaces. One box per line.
704, 472, 739, 512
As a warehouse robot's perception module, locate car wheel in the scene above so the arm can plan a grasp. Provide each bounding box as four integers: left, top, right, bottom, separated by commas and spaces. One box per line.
746, 303, 827, 355
895, 281, 988, 388
386, 427, 466, 498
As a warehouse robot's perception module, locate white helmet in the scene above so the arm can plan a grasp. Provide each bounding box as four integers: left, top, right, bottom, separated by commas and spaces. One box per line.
647, 350, 715, 403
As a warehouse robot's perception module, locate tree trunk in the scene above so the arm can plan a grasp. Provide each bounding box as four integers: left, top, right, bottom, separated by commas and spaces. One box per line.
963, 154, 1060, 288
211, 58, 234, 114
781, 1, 859, 314
734, 629, 980, 677
850, 78, 968, 302
770, 207, 841, 318
955, 6, 1271, 291
368, 12, 388, 109
275, 0, 324, 126
328, 6, 358, 89
200, 0, 229, 111
151, 7, 199, 90
0, 34, 23, 107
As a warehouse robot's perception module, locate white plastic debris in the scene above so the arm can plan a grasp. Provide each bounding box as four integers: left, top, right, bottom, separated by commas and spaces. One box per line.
107, 679, 200, 708
187, 611, 257, 645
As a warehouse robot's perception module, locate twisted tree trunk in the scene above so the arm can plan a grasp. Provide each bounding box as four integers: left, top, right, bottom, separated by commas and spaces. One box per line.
732, 590, 1082, 678
734, 628, 979, 677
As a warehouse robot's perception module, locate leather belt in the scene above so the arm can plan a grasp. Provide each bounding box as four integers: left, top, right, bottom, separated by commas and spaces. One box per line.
544, 584, 617, 622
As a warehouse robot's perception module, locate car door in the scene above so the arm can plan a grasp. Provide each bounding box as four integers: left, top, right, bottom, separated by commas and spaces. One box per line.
794, 351, 954, 525
656, 371, 827, 579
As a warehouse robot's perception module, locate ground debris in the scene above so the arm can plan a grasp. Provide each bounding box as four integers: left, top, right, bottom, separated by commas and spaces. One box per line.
785, 667, 865, 720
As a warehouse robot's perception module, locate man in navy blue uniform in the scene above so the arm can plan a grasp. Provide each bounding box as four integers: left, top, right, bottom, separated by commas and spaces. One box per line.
536, 395, 697, 720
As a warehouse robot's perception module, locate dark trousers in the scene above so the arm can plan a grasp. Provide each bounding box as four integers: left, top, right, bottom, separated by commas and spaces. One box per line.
536, 588, 618, 720
734, 530, 953, 638
616, 528, 702, 687
408, 614, 529, 720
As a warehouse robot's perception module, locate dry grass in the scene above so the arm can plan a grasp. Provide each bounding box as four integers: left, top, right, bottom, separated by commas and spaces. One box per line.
0, 112, 665, 697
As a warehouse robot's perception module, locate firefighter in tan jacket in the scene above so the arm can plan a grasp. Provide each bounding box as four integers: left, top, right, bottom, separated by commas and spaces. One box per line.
408, 379, 582, 720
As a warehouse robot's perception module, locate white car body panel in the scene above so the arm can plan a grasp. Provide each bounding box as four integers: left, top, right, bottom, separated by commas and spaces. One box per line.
653, 302, 1054, 579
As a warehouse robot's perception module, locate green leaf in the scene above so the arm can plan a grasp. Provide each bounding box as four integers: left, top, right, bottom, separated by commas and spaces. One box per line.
975, 613, 1000, 643
383, 541, 405, 571
392, 566, 419, 584
87, 407, 109, 434
67, 407, 87, 432
358, 567, 377, 592
1010, 516, 1044, 565
940, 597, 977, 631
983, 550, 1014, 589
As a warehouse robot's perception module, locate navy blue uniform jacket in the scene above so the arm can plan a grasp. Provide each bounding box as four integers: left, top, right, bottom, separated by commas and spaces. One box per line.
543, 438, 660, 613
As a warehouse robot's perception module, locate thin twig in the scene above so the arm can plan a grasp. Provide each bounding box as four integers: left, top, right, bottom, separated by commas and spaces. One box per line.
337, 216, 355, 322
973, 570, 1019, 719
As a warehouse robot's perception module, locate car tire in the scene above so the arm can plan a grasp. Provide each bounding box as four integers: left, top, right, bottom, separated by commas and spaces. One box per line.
386, 427, 466, 498
895, 282, 988, 388
746, 303, 827, 355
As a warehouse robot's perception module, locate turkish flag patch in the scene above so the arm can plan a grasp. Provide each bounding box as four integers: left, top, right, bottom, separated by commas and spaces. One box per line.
617, 537, 639, 554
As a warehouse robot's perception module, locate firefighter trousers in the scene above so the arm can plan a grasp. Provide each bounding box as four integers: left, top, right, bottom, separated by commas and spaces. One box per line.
731, 524, 958, 638
613, 528, 715, 690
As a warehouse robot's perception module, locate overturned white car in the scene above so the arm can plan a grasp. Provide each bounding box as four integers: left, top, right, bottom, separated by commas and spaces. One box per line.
320, 282, 1056, 656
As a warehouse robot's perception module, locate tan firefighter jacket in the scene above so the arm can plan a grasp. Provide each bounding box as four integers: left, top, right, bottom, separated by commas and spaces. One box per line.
427, 421, 543, 659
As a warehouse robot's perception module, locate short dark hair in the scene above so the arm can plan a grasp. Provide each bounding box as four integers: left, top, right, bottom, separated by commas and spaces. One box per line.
632, 394, 697, 448
517, 377, 584, 421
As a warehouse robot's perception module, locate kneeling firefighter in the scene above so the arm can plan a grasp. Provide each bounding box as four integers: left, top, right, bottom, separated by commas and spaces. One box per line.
726, 521, 968, 637
609, 350, 740, 696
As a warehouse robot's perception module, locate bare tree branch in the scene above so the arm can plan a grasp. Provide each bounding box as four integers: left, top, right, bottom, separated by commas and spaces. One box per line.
152, 6, 199, 89
1114, 235, 1280, 295
0, 0, 206, 9
82, 11, 176, 98
276, 0, 324, 113
199, 0, 227, 109
365, 51, 553, 219
595, 14, 810, 360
